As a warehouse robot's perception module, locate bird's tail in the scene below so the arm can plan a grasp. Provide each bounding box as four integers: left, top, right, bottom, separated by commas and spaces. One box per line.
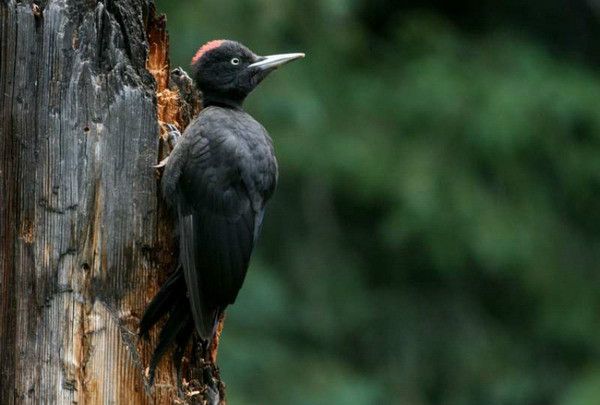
139, 265, 222, 385
139, 266, 195, 384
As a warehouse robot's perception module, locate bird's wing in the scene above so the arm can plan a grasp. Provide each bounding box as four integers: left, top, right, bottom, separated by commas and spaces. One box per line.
172, 133, 257, 339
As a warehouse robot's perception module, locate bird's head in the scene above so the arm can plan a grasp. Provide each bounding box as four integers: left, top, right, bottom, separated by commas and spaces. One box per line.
190, 40, 304, 108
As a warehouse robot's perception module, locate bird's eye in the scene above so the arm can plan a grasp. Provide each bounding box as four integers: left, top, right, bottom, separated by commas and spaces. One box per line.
230, 57, 240, 65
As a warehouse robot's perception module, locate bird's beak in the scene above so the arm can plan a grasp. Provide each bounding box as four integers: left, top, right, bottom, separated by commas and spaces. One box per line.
248, 52, 305, 71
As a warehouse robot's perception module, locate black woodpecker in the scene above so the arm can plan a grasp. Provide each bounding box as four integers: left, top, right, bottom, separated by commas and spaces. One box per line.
139, 40, 304, 382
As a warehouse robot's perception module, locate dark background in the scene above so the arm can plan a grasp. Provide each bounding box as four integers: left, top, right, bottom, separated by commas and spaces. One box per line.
159, 1, 600, 404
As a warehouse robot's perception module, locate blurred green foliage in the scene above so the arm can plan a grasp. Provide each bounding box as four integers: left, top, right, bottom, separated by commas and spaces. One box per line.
158, 1, 600, 404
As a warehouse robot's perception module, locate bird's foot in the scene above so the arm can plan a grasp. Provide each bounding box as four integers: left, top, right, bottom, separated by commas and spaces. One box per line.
153, 156, 169, 168
165, 123, 182, 148
153, 123, 182, 168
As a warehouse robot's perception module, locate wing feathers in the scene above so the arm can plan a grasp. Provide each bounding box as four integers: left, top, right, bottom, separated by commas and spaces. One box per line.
191, 209, 254, 303
169, 112, 273, 341
179, 207, 219, 339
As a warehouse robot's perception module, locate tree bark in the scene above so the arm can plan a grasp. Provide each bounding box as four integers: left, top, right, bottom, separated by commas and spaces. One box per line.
0, 1, 216, 403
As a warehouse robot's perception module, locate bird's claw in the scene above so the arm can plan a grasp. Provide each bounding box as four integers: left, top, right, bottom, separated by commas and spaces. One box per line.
165, 123, 182, 148
153, 123, 182, 168
153, 156, 169, 168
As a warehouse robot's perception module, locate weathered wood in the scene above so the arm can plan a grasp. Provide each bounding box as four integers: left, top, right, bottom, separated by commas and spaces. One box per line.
0, 1, 220, 403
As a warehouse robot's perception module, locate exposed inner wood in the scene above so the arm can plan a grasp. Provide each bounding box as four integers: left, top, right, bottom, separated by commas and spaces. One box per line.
145, 5, 225, 405
146, 11, 181, 139
210, 313, 226, 363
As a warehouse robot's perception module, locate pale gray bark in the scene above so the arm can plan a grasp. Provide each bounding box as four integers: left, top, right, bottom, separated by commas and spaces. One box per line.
0, 1, 209, 403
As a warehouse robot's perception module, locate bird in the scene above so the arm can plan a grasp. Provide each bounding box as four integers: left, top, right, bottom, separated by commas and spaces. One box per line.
139, 40, 304, 383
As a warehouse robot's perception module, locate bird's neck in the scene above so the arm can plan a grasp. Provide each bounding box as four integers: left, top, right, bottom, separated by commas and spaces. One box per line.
201, 92, 244, 110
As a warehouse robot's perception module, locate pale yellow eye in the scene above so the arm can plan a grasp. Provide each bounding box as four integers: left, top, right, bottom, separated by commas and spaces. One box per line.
231, 57, 240, 65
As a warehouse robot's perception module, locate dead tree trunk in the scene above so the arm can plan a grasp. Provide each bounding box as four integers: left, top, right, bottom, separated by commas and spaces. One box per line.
0, 1, 216, 403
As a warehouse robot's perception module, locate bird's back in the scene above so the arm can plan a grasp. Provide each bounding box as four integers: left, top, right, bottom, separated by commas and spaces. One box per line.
161, 106, 278, 340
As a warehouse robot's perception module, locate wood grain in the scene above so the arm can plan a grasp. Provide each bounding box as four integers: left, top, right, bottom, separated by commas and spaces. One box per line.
0, 1, 198, 403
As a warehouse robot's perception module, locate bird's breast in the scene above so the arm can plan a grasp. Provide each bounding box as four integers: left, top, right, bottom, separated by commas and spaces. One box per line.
196, 107, 278, 201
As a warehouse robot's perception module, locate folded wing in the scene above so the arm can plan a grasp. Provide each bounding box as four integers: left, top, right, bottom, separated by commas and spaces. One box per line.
170, 134, 257, 339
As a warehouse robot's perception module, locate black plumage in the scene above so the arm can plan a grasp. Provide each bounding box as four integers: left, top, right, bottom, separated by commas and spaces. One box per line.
139, 40, 303, 382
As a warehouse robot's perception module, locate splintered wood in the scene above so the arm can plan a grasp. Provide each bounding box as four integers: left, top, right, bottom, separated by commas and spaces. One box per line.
146, 12, 181, 138
210, 313, 226, 363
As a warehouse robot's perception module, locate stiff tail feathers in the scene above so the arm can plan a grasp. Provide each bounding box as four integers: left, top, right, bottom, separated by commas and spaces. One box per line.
147, 298, 192, 384
139, 266, 223, 385
139, 267, 186, 339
